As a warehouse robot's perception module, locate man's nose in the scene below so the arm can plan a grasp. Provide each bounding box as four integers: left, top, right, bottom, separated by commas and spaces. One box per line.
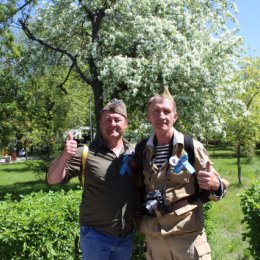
158, 111, 165, 118
110, 119, 117, 126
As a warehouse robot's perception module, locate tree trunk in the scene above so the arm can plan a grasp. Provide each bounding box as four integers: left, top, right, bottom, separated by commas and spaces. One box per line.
92, 80, 103, 136
237, 144, 242, 184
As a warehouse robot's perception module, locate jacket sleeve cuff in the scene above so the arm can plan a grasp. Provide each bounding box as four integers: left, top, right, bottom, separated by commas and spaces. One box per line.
210, 177, 224, 200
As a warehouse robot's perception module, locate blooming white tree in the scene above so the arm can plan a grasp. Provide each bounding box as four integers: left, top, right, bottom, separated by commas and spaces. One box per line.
3, 0, 243, 136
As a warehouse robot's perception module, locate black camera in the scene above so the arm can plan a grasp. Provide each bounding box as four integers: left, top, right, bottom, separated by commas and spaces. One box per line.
141, 190, 164, 216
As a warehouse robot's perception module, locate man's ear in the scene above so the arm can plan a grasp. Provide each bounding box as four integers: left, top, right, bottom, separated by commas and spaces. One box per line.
174, 112, 179, 121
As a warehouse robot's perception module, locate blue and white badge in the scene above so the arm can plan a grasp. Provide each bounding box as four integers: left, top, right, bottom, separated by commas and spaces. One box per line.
171, 154, 195, 174
169, 155, 179, 167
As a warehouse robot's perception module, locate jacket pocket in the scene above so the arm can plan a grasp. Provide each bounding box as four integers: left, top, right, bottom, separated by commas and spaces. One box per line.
140, 217, 161, 236
144, 246, 154, 260
158, 203, 204, 235
195, 242, 211, 259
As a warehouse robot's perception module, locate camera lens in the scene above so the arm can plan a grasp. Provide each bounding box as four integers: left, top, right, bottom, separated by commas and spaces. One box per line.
141, 199, 158, 216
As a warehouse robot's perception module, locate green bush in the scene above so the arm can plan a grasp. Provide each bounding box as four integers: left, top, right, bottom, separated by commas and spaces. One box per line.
0, 190, 214, 260
204, 202, 214, 238
132, 231, 146, 260
0, 190, 82, 260
240, 182, 260, 260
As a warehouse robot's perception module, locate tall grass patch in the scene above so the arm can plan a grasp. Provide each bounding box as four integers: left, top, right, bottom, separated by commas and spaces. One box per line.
207, 152, 259, 260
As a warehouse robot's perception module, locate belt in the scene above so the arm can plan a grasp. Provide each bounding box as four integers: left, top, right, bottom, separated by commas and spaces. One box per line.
163, 194, 198, 214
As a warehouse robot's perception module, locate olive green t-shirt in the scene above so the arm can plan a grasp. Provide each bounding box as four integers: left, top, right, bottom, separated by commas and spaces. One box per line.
64, 137, 135, 237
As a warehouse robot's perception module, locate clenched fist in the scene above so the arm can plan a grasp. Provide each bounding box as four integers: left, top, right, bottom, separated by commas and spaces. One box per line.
197, 161, 220, 191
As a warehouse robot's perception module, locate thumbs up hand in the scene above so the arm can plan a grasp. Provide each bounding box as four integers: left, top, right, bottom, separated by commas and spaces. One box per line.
197, 161, 220, 191
63, 132, 77, 160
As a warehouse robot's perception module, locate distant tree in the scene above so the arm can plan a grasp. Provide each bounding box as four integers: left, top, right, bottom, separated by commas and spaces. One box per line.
225, 57, 260, 184
0, 30, 92, 160
20, 66, 91, 177
0, 28, 23, 150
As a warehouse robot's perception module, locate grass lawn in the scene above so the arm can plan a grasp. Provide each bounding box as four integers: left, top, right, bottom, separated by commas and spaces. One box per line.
0, 161, 81, 200
208, 153, 259, 260
0, 151, 259, 260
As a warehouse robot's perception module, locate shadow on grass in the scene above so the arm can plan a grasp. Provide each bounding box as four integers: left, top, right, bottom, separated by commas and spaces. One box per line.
0, 180, 81, 201
210, 151, 236, 159
0, 167, 33, 173
209, 148, 260, 159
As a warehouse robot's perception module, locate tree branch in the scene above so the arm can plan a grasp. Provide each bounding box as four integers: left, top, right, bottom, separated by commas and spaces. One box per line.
0, 0, 35, 23
80, 6, 105, 42
18, 19, 93, 86
246, 90, 260, 109
17, 0, 35, 12
92, 9, 106, 42
56, 63, 76, 95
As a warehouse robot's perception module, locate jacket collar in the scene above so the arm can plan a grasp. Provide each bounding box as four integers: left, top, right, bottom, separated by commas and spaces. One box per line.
94, 135, 132, 154
146, 128, 184, 149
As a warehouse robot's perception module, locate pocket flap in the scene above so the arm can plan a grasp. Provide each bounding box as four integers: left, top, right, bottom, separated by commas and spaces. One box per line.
195, 243, 211, 256
175, 203, 197, 215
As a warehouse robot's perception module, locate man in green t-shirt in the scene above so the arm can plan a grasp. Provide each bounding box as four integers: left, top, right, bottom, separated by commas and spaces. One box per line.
48, 98, 135, 260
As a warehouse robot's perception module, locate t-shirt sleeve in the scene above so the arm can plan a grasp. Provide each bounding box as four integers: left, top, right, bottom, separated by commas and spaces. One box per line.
62, 146, 83, 184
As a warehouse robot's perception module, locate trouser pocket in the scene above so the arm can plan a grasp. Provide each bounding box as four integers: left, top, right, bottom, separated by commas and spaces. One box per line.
80, 226, 90, 238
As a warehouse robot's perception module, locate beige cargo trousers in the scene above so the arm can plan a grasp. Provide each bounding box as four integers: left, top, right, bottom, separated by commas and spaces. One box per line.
140, 199, 211, 260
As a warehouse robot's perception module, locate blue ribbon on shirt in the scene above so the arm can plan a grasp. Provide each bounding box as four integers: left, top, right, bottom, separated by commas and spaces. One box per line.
173, 154, 195, 174
119, 154, 132, 176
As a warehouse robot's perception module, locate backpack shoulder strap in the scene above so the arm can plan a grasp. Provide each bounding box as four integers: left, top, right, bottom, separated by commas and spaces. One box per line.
81, 144, 89, 187
135, 138, 148, 168
184, 135, 195, 166
184, 135, 211, 203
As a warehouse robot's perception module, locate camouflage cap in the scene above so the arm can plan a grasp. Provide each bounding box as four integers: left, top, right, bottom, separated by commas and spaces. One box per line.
157, 86, 174, 101
101, 98, 127, 118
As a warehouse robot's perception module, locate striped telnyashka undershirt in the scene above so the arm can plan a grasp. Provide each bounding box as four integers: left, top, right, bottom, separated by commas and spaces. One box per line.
154, 144, 170, 169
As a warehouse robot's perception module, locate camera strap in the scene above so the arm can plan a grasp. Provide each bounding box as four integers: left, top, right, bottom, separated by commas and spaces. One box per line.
158, 136, 174, 204
146, 136, 179, 202
81, 144, 89, 187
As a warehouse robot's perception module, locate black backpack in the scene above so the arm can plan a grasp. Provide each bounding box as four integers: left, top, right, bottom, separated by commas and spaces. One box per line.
184, 135, 210, 203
